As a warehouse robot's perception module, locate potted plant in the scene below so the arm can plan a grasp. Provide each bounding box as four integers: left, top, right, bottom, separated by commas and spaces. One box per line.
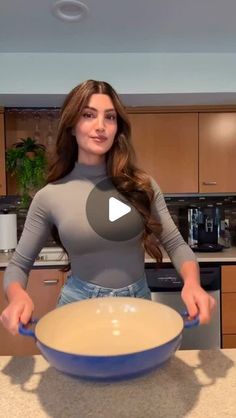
6, 137, 48, 208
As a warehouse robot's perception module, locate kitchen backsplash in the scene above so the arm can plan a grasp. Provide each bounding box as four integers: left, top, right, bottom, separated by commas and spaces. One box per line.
166, 194, 236, 246
0, 195, 56, 246
1, 193, 236, 247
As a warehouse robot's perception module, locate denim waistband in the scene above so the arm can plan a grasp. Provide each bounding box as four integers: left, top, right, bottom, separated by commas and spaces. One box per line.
71, 273, 147, 294
56, 273, 151, 306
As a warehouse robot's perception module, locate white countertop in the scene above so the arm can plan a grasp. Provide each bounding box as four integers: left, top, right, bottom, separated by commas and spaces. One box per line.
0, 247, 68, 268
0, 349, 236, 418
147, 246, 236, 264
1, 246, 236, 268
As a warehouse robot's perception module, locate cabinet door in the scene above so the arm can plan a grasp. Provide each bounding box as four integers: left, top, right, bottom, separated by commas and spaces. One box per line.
129, 113, 198, 193
221, 265, 236, 348
222, 293, 236, 334
222, 335, 236, 348
199, 113, 236, 193
0, 110, 6, 195
0, 268, 64, 355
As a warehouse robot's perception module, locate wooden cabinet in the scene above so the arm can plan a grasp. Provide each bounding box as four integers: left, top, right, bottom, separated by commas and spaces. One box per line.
129, 110, 236, 193
221, 265, 236, 348
3, 108, 236, 194
128, 112, 199, 193
0, 108, 6, 195
199, 113, 236, 193
0, 268, 64, 355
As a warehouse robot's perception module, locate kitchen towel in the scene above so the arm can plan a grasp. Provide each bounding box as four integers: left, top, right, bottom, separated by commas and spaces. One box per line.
0, 213, 17, 251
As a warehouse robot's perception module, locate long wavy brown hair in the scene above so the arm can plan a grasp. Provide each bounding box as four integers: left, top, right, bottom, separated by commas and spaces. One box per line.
47, 79, 163, 268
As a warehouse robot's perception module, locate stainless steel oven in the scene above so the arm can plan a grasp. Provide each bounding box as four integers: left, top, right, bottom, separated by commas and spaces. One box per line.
146, 265, 221, 350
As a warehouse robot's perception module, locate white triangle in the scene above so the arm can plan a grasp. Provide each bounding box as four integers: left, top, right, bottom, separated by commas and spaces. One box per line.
109, 197, 131, 222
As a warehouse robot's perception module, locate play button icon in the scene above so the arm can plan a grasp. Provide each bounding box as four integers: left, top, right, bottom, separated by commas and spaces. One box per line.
86, 177, 144, 241
109, 197, 131, 222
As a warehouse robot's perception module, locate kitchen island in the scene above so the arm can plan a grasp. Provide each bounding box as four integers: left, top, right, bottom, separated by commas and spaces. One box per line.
0, 349, 235, 418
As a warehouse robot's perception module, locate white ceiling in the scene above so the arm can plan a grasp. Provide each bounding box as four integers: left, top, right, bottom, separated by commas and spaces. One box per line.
1, 0, 236, 107
1, 0, 236, 53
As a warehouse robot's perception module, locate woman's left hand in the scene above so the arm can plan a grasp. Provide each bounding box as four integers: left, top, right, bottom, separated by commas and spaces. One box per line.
181, 281, 216, 324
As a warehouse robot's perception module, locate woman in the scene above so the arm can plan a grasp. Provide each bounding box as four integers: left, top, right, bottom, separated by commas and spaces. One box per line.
0, 80, 216, 335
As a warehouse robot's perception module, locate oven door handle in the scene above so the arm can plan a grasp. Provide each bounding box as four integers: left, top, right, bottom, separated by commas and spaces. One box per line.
182, 311, 200, 328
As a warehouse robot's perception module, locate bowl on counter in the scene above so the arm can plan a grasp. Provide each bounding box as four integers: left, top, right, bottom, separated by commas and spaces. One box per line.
19, 297, 198, 380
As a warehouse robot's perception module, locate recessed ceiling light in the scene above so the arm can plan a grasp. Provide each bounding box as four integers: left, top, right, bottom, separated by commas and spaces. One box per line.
51, 0, 89, 22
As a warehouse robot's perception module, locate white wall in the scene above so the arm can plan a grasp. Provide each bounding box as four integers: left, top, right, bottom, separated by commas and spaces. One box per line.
1, 53, 236, 106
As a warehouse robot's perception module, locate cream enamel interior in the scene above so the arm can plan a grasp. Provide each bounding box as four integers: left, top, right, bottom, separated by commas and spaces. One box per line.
35, 297, 184, 356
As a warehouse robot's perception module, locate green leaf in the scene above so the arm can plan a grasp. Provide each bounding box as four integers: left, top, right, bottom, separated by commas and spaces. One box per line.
5, 137, 48, 208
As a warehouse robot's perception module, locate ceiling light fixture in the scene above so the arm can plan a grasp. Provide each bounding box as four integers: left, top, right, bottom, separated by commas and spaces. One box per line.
51, 0, 89, 22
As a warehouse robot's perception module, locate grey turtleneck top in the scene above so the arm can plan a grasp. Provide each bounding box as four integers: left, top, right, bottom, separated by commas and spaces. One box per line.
3, 163, 196, 291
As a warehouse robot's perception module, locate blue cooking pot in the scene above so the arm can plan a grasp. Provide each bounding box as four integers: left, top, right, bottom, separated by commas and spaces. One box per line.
19, 297, 198, 380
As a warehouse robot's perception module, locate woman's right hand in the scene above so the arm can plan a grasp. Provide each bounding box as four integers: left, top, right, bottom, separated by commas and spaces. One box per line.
0, 283, 34, 335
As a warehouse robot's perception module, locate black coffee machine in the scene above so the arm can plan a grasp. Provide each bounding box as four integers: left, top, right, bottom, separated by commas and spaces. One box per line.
187, 206, 227, 252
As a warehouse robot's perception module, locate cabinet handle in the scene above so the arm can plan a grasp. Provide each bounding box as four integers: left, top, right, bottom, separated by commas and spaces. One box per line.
202, 181, 217, 186
43, 279, 59, 286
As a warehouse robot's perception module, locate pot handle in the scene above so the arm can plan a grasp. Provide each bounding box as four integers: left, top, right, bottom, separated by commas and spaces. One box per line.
182, 311, 199, 328
18, 318, 38, 338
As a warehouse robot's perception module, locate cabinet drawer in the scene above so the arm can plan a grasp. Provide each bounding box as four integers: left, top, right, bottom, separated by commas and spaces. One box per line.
222, 335, 236, 348
221, 266, 236, 292
222, 293, 236, 334
0, 268, 64, 356
26, 269, 64, 319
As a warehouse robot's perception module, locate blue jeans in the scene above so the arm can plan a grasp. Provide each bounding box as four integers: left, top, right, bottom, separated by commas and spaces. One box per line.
57, 275, 151, 307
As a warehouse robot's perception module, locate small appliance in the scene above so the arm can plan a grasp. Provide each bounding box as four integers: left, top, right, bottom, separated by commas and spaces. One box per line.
187, 206, 227, 252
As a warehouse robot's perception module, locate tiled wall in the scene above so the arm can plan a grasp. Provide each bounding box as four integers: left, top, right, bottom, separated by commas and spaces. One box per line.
0, 195, 56, 246
166, 195, 236, 246
1, 194, 236, 247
